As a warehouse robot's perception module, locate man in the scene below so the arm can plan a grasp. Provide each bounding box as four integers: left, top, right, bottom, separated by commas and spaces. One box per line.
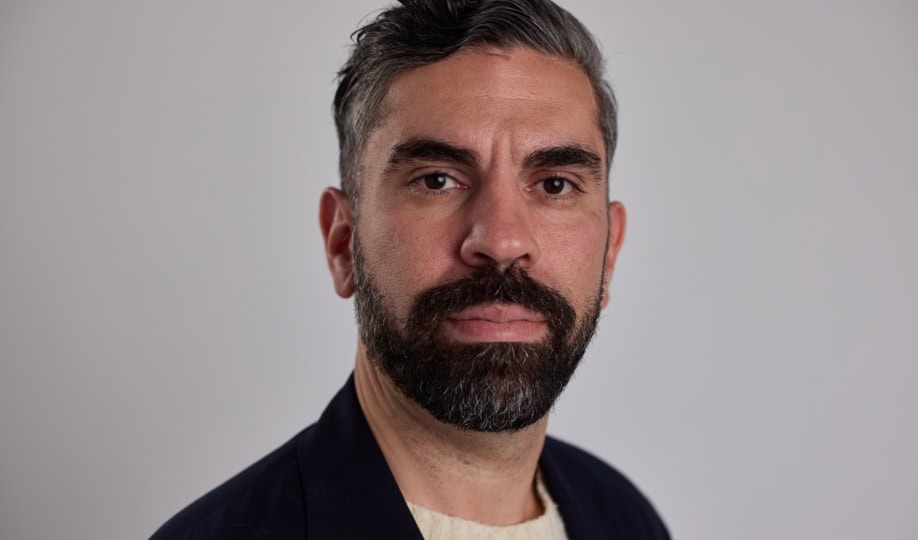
152, 1, 669, 538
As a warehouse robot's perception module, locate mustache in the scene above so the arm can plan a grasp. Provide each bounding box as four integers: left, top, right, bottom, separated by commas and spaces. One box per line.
406, 264, 577, 337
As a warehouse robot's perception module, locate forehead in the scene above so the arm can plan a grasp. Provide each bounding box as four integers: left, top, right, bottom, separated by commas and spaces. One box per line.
367, 47, 604, 170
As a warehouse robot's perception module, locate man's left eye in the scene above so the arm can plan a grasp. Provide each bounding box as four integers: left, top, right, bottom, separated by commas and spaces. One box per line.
539, 177, 573, 195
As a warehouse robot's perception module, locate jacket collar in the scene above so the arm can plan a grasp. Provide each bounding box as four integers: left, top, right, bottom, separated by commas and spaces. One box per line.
297, 375, 424, 539
539, 439, 592, 539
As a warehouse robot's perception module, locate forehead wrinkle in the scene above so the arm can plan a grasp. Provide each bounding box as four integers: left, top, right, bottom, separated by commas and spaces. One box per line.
365, 48, 606, 186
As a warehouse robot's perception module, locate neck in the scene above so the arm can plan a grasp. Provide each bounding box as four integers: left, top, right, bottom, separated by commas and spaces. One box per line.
353, 347, 547, 526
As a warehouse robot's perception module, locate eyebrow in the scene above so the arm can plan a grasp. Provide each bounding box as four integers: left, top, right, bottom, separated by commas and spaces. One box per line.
523, 145, 604, 179
385, 137, 604, 180
385, 137, 478, 171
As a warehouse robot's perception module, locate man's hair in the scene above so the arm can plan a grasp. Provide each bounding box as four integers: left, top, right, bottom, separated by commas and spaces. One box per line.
333, 0, 617, 203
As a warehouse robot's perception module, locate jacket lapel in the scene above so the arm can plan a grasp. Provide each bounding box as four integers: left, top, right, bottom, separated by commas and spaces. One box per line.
297, 376, 424, 539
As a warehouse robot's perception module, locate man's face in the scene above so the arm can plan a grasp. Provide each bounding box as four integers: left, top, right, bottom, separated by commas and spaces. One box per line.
326, 47, 625, 431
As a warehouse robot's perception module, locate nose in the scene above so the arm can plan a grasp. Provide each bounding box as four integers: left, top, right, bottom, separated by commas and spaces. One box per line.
459, 178, 540, 270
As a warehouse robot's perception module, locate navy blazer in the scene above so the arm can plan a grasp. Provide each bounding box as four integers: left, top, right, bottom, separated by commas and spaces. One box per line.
151, 375, 670, 539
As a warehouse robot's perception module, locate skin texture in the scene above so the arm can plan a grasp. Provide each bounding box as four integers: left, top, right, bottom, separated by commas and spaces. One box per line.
320, 47, 626, 525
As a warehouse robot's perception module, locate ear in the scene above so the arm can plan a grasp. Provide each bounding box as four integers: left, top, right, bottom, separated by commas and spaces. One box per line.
601, 201, 627, 309
319, 187, 355, 298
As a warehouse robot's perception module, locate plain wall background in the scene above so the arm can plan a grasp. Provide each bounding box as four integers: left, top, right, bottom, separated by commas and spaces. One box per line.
1, 1, 916, 538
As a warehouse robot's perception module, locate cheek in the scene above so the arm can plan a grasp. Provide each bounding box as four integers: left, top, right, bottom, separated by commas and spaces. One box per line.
358, 214, 458, 312
536, 222, 608, 306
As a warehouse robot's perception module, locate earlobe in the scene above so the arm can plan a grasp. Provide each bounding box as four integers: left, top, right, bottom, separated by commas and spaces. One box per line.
601, 201, 627, 309
319, 187, 355, 298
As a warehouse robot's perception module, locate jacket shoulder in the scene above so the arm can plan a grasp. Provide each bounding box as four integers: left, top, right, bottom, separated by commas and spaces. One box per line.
542, 436, 670, 539
149, 428, 311, 540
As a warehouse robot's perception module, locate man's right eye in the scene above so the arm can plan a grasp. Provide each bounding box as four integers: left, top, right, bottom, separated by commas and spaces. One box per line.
416, 172, 460, 190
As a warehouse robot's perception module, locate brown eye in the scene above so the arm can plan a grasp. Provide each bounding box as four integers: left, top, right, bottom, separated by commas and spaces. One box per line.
541, 177, 570, 195
420, 173, 457, 190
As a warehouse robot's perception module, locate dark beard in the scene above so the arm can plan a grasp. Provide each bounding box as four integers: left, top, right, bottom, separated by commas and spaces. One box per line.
352, 237, 603, 433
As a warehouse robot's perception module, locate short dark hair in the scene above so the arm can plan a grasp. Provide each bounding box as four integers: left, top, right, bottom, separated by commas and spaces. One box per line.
334, 0, 617, 203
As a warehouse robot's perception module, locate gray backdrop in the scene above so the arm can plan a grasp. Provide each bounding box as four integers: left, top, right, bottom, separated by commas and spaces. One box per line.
1, 1, 916, 539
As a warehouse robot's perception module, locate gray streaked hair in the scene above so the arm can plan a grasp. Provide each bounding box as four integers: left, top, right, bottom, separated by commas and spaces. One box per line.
333, 0, 618, 203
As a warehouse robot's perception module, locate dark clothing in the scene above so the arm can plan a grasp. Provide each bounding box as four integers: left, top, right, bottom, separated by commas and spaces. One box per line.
151, 376, 670, 539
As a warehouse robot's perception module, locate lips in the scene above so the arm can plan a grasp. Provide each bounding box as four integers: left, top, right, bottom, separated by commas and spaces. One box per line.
448, 303, 546, 324
443, 303, 547, 342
